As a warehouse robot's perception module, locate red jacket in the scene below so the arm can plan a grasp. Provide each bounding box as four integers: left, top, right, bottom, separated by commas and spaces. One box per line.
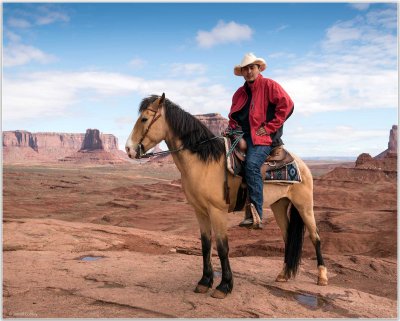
228, 74, 294, 146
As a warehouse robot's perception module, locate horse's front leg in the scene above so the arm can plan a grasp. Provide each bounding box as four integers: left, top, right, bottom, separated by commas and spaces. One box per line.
211, 236, 233, 299
194, 212, 213, 293
210, 209, 233, 299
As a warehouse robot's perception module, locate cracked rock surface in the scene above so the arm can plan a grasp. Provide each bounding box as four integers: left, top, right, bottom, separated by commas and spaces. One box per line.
3, 163, 397, 318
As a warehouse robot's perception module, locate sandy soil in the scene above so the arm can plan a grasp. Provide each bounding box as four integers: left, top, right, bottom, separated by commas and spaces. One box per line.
3, 162, 397, 318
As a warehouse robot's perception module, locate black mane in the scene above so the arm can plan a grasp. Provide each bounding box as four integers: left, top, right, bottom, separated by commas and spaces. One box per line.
139, 95, 225, 163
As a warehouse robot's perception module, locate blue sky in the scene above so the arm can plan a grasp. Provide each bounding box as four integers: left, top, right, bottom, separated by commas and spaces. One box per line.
3, 2, 398, 157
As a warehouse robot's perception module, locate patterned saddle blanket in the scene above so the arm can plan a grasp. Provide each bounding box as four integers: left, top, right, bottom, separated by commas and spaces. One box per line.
224, 137, 302, 184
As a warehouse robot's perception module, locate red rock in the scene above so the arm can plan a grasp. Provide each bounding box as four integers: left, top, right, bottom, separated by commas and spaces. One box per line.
375, 125, 397, 159
80, 129, 103, 151
3, 129, 128, 164
355, 153, 373, 167
195, 113, 229, 136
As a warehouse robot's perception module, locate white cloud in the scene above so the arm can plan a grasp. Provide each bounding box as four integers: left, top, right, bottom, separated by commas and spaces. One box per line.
279, 69, 397, 115
170, 63, 207, 76
8, 5, 70, 28
323, 22, 362, 48
7, 17, 31, 28
273, 6, 397, 115
284, 126, 389, 157
288, 126, 388, 141
35, 6, 69, 25
196, 20, 253, 48
273, 24, 289, 33
268, 51, 296, 60
5, 30, 21, 42
349, 3, 370, 11
366, 8, 397, 29
3, 71, 231, 121
276, 24, 289, 32
115, 116, 136, 125
128, 57, 147, 68
3, 43, 58, 67
4, 5, 69, 68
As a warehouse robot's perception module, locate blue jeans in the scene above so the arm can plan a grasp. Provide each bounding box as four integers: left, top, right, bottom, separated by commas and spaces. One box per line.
244, 136, 272, 219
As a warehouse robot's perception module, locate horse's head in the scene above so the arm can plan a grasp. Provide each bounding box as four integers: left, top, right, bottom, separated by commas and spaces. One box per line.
125, 93, 167, 159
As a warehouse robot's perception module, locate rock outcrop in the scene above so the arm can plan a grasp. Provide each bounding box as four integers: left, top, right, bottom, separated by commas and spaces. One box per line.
375, 125, 397, 159
355, 153, 374, 167
354, 125, 397, 171
3, 129, 128, 164
323, 126, 397, 181
80, 129, 103, 151
388, 125, 397, 153
195, 113, 228, 136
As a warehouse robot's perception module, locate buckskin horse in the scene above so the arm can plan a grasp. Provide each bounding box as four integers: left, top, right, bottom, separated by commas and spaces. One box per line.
125, 93, 328, 299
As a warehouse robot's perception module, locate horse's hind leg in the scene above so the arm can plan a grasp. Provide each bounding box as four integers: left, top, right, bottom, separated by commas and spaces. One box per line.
271, 198, 290, 282
291, 197, 328, 286
209, 207, 233, 299
194, 211, 214, 293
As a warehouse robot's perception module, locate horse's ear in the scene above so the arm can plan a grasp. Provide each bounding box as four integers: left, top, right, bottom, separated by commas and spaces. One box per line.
158, 93, 165, 108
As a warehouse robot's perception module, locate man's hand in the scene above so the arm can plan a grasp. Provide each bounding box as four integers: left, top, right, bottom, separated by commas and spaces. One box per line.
256, 126, 268, 136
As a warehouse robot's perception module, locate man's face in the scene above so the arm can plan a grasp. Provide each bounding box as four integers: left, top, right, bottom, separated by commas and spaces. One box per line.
241, 64, 260, 82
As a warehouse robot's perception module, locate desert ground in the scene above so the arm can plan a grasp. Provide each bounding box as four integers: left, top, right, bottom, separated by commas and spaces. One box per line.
3, 161, 397, 318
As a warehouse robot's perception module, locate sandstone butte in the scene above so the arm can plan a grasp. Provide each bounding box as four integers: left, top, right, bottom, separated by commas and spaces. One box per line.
2, 113, 229, 164
3, 128, 128, 164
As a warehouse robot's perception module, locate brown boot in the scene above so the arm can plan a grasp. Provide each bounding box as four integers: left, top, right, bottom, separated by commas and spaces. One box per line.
239, 203, 263, 229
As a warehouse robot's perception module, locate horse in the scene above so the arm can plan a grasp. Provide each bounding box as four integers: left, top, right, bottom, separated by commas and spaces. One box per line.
125, 93, 328, 299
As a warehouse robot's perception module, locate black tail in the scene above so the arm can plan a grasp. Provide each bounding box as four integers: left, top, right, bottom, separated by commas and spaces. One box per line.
284, 204, 305, 279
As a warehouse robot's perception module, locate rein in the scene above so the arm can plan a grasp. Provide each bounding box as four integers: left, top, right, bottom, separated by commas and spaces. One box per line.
137, 106, 241, 165
139, 135, 224, 159
138, 107, 226, 159
137, 145, 184, 159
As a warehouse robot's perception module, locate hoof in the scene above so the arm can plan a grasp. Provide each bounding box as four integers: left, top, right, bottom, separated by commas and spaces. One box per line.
194, 284, 210, 293
275, 274, 288, 282
211, 289, 228, 299
317, 277, 328, 286
317, 265, 328, 286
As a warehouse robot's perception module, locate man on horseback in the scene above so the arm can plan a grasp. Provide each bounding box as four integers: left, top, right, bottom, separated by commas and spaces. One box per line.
224, 53, 294, 229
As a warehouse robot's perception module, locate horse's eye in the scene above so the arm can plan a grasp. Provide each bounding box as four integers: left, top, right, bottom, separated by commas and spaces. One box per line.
141, 117, 148, 123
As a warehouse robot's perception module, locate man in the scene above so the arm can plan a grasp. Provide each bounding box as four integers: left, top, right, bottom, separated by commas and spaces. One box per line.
225, 53, 294, 229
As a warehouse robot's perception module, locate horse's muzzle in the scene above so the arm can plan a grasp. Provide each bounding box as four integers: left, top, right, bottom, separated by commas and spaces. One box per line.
125, 143, 144, 159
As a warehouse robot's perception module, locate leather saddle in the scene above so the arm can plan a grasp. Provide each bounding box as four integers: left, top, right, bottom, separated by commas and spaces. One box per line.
263, 145, 294, 172
230, 138, 294, 174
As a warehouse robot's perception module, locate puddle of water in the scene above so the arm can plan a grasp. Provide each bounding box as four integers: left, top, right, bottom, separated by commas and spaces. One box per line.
295, 293, 324, 310
260, 283, 360, 317
78, 256, 104, 261
263, 284, 328, 310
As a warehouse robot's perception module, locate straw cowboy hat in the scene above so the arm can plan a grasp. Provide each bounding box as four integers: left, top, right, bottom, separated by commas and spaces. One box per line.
234, 53, 267, 76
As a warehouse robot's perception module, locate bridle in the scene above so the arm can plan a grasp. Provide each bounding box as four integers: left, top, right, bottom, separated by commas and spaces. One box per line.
136, 107, 162, 158
138, 108, 161, 146
134, 101, 225, 160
